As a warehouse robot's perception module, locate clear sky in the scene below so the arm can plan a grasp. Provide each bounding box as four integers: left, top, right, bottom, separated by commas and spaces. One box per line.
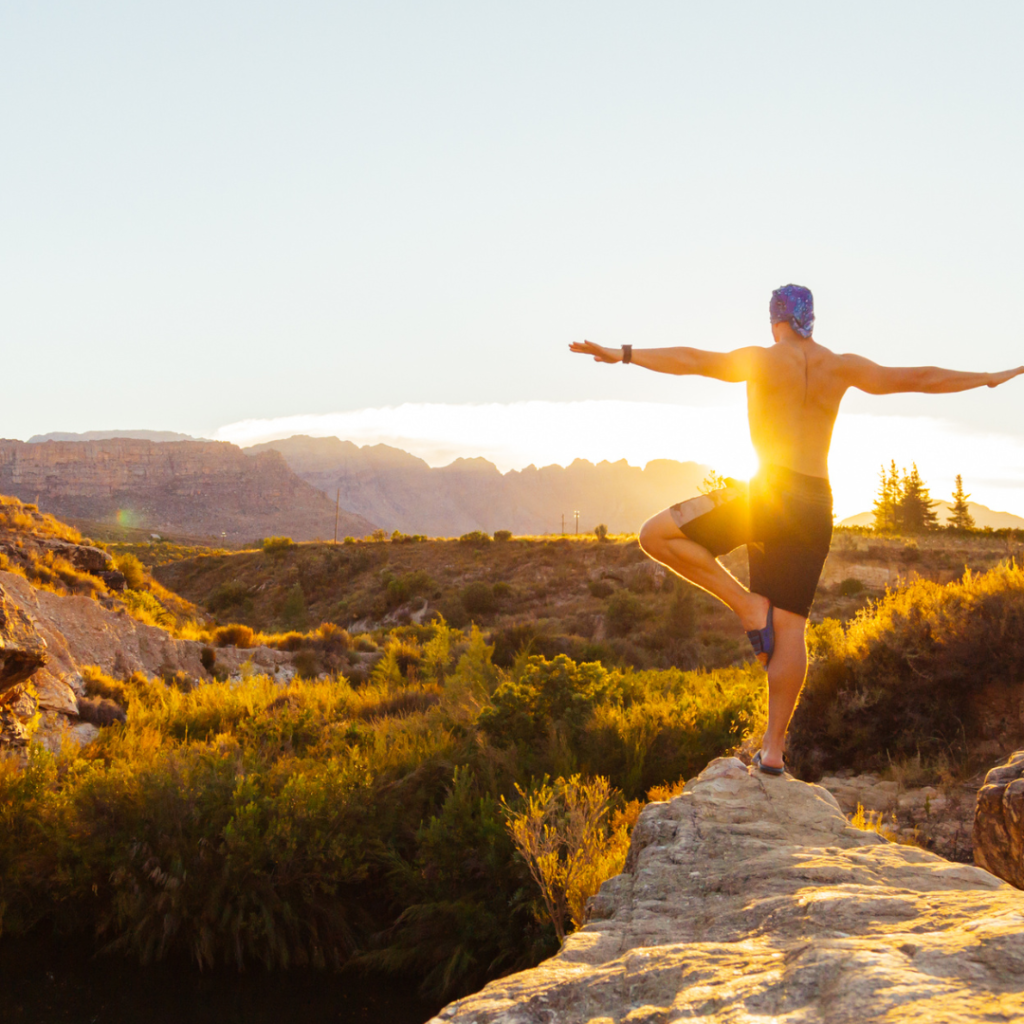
3, 3, 1023, 514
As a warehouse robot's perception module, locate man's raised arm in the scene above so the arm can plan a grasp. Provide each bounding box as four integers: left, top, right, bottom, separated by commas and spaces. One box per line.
842, 354, 1024, 395
569, 340, 760, 383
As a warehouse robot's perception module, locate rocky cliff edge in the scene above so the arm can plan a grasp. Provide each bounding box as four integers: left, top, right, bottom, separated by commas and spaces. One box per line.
431, 757, 1024, 1023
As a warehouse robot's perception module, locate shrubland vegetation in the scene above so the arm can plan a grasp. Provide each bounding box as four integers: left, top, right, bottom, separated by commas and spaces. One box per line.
0, 624, 764, 998
790, 562, 1024, 780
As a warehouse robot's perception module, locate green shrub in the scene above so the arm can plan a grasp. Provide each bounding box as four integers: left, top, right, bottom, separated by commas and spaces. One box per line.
588, 580, 614, 599
493, 530, 513, 542
206, 580, 250, 613
262, 536, 294, 554
492, 581, 512, 600
459, 531, 492, 546
837, 577, 866, 597
461, 581, 498, 616
605, 590, 645, 638
594, 524, 609, 542
282, 584, 308, 630
122, 589, 175, 629
790, 563, 1024, 778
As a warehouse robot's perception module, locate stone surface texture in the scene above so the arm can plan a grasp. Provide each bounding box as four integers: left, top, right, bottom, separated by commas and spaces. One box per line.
819, 770, 979, 863
0, 581, 49, 694
0, 438, 376, 542
973, 750, 1024, 890
432, 757, 1024, 1024
0, 570, 294, 748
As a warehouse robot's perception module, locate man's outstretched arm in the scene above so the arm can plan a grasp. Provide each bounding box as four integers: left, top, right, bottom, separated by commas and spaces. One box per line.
842, 354, 1024, 395
569, 340, 761, 383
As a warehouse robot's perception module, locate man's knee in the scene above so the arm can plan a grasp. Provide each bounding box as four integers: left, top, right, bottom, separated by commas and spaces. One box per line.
638, 517, 662, 555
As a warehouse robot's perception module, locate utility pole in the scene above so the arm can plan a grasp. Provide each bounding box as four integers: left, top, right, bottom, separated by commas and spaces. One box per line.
334, 487, 341, 544
561, 513, 565, 536
574, 510, 580, 535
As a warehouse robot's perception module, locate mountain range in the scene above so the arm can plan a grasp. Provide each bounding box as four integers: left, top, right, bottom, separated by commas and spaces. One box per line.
248, 435, 709, 536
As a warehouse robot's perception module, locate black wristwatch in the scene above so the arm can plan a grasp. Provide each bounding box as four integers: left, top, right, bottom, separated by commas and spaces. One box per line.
622, 345, 632, 364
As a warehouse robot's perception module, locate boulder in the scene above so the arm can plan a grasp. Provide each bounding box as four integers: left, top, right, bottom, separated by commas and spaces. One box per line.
0, 582, 48, 694
432, 757, 1024, 1024
973, 750, 1024, 888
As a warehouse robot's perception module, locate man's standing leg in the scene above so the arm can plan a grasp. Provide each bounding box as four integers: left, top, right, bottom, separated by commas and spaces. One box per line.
639, 509, 804, 770
760, 608, 806, 769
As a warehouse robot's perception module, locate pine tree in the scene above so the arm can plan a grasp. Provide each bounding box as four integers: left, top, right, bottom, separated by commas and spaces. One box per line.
897, 463, 939, 533
949, 474, 975, 530
871, 461, 900, 532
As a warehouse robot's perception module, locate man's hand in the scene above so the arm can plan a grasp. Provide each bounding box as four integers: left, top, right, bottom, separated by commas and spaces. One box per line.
569, 340, 621, 363
987, 366, 1024, 387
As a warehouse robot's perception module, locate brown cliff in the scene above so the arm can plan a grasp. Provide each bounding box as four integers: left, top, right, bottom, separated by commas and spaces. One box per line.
0, 439, 377, 543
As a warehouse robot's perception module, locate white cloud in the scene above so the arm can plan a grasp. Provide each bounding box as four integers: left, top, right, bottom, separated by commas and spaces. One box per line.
216, 401, 1024, 522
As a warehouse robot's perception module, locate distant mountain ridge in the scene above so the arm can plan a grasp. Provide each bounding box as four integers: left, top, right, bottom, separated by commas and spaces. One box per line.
840, 500, 1024, 530
247, 435, 710, 535
29, 430, 209, 443
0, 438, 375, 542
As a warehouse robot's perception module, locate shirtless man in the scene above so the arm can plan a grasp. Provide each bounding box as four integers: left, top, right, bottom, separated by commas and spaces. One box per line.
570, 284, 1023, 775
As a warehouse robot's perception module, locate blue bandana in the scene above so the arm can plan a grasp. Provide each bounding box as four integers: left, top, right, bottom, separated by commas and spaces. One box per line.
769, 284, 815, 338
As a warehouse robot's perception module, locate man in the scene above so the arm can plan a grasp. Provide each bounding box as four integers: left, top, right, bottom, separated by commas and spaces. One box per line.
570, 284, 1023, 775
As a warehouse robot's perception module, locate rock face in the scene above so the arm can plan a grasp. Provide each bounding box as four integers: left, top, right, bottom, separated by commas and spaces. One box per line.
432, 758, 1024, 1024
0, 581, 49, 694
249, 435, 709, 537
0, 438, 377, 542
974, 750, 1024, 889
0, 570, 294, 748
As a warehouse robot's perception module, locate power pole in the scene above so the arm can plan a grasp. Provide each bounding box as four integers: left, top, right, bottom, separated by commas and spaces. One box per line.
561, 513, 565, 536
574, 510, 580, 535
334, 487, 341, 544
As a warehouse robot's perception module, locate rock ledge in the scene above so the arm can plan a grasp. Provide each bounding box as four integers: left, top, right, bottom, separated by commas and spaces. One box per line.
432, 757, 1024, 1023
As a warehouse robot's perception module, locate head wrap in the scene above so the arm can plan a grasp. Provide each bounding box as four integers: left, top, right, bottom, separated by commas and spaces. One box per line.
769, 284, 815, 338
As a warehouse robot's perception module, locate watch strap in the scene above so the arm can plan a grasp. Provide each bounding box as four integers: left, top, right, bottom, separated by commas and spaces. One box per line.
622, 345, 632, 364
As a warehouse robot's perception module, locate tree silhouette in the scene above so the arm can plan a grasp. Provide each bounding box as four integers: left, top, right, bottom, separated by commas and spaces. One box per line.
949, 474, 975, 530
872, 461, 939, 534
897, 463, 939, 533
871, 461, 901, 532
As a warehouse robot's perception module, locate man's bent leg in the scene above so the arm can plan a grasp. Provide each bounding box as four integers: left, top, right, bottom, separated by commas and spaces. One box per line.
759, 607, 807, 770
638, 510, 768, 634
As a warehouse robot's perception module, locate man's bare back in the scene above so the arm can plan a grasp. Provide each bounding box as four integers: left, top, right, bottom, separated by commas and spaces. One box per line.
571, 324, 1022, 481
569, 282, 1023, 775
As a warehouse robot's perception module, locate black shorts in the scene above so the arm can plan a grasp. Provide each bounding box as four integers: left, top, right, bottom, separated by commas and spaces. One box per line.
668, 465, 833, 618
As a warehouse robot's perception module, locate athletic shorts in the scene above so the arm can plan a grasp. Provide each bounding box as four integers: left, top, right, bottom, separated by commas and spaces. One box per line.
667, 465, 833, 618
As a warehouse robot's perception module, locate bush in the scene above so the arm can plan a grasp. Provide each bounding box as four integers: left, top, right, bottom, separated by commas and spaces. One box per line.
461, 581, 498, 616
837, 577, 866, 597
213, 623, 256, 648
206, 580, 250, 613
588, 580, 614, 599
605, 590, 645, 638
112, 552, 148, 590
594, 524, 609, 542
493, 530, 512, 542
459, 531, 492, 546
790, 563, 1024, 778
262, 536, 294, 554
122, 589, 175, 629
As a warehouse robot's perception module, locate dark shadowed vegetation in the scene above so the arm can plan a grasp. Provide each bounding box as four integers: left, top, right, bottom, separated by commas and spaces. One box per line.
0, 622, 765, 1001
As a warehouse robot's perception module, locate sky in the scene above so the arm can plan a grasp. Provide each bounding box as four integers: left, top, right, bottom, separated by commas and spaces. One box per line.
3, 2, 1023, 517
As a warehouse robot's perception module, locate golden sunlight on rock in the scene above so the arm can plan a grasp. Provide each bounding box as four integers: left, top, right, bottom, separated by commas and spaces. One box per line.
430, 758, 1024, 1023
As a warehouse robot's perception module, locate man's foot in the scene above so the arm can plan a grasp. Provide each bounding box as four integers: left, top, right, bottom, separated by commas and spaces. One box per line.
744, 600, 775, 667
752, 750, 786, 776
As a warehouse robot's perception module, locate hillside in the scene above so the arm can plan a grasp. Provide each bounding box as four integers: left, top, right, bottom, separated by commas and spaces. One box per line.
246, 434, 710, 535
0, 438, 376, 543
